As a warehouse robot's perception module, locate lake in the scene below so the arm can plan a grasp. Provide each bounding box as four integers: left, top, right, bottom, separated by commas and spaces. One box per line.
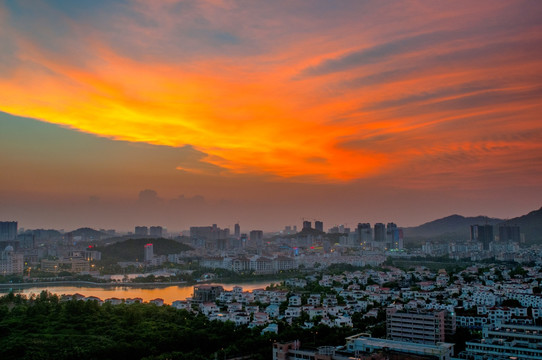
0, 281, 276, 305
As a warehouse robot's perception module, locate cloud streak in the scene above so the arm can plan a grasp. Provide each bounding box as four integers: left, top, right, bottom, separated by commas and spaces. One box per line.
0, 0, 541, 189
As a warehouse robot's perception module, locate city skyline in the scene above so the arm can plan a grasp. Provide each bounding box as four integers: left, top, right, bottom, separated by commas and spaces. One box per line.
1, 1, 542, 231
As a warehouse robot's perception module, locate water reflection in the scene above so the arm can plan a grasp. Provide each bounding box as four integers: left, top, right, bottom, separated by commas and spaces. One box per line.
1, 281, 274, 305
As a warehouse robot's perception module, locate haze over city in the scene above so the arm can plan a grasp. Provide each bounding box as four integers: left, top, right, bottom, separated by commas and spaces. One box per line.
1, 0, 542, 231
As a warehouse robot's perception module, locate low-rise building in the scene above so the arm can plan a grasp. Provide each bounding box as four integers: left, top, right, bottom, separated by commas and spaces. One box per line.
460, 324, 542, 360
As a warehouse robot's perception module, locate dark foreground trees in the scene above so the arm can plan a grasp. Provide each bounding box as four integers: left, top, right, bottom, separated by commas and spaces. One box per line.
0, 291, 359, 360
0, 292, 270, 360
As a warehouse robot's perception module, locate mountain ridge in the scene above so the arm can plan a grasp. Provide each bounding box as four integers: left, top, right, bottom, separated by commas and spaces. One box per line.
404, 206, 542, 244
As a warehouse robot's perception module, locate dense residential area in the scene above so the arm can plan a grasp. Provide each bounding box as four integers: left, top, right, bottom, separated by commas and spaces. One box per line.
2, 261, 542, 360
1, 210, 542, 359
191, 263, 542, 359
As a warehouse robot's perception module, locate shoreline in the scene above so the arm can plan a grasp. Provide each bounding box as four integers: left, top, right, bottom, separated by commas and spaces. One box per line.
0, 280, 191, 290
0, 278, 281, 291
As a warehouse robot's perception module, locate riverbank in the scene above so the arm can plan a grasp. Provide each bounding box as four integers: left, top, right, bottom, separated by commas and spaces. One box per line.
0, 280, 189, 290
0, 276, 284, 291
0, 280, 276, 304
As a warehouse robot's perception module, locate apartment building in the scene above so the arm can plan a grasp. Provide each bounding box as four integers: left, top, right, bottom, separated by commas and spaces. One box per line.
386, 308, 454, 345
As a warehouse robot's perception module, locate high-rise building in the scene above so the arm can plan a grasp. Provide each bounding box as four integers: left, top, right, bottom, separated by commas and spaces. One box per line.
240, 233, 248, 248
357, 223, 372, 245
250, 230, 264, 247
302, 221, 311, 230
149, 226, 163, 238
498, 224, 520, 242
135, 226, 149, 236
394, 228, 404, 250
144, 243, 153, 262
471, 224, 494, 250
374, 223, 385, 242
386, 223, 403, 250
234, 223, 240, 238
314, 221, 323, 232
0, 221, 18, 241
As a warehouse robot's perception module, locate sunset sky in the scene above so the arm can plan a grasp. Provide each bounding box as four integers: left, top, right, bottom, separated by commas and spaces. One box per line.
1, 0, 541, 232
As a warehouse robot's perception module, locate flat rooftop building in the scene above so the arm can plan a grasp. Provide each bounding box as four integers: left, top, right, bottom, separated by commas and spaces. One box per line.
273, 334, 454, 360
460, 323, 542, 360
346, 334, 454, 360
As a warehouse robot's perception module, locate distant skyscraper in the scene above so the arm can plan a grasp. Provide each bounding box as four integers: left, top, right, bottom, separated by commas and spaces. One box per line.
0, 221, 17, 241
386, 223, 397, 249
358, 223, 372, 245
149, 226, 163, 238
250, 230, 264, 248
240, 233, 248, 248
395, 228, 404, 250
135, 226, 149, 236
222, 228, 230, 238
386, 223, 403, 250
498, 224, 520, 242
314, 221, 323, 232
144, 243, 153, 262
374, 223, 386, 243
234, 223, 240, 238
302, 221, 312, 230
471, 224, 494, 250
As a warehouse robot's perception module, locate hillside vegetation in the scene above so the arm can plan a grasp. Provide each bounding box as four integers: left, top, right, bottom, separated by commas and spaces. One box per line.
403, 206, 542, 245
0, 291, 356, 360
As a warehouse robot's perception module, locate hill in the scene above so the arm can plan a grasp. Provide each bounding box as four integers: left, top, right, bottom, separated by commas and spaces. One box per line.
403, 215, 503, 240
403, 206, 542, 245
97, 238, 193, 262
500, 206, 542, 244
403, 215, 503, 245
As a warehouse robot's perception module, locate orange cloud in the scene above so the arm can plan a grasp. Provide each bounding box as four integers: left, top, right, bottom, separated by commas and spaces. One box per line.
1, 1, 541, 186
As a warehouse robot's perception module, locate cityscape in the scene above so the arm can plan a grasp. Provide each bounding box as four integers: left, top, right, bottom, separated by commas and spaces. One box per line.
1, 207, 542, 359
1, 1, 542, 360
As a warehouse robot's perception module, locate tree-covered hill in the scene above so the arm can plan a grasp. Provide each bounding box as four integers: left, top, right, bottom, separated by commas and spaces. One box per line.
403, 214, 503, 241
0, 292, 267, 360
96, 238, 193, 262
501, 206, 542, 244
402, 206, 542, 245
66, 227, 107, 240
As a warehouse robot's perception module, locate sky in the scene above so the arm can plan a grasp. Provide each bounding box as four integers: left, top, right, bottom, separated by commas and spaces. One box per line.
1, 0, 541, 232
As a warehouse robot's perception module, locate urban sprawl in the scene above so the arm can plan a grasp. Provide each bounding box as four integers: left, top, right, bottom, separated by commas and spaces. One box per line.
1, 220, 542, 360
